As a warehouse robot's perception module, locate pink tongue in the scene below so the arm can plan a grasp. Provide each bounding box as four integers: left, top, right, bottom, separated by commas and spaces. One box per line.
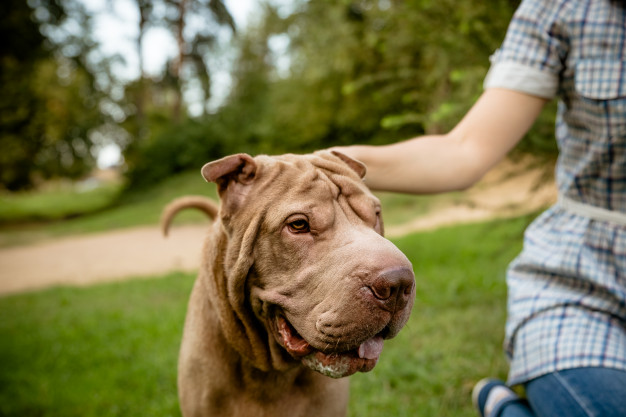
357, 336, 384, 360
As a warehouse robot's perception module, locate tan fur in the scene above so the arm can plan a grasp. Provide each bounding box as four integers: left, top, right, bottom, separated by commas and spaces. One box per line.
163, 151, 415, 417
161, 196, 219, 237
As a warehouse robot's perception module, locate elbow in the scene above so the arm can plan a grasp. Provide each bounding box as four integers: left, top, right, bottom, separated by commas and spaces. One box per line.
453, 180, 475, 192
454, 164, 487, 191
449, 174, 482, 192
444, 136, 493, 192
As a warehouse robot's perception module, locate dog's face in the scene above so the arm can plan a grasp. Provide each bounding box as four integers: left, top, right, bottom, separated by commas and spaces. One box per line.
202, 151, 415, 378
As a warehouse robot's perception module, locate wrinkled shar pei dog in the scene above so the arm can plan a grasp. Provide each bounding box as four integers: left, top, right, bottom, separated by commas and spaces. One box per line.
161, 151, 415, 417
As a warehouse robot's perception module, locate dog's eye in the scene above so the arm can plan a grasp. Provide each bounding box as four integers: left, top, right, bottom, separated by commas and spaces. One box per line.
288, 219, 310, 233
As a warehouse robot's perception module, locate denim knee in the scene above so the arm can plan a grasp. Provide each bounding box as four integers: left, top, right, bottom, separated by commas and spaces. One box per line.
525, 367, 626, 417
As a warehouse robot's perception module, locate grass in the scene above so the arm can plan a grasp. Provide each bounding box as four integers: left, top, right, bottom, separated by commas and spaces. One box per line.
375, 191, 470, 227
0, 171, 219, 247
0, 181, 123, 223
0, 214, 536, 417
0, 272, 193, 417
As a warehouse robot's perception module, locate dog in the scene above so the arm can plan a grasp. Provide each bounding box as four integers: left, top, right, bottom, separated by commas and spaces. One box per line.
161, 151, 415, 417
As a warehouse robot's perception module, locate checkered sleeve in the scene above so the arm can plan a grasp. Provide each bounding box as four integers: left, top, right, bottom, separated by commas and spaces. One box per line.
484, 0, 572, 99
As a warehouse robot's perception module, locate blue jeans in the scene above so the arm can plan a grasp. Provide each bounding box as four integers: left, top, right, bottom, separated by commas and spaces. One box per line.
497, 367, 626, 417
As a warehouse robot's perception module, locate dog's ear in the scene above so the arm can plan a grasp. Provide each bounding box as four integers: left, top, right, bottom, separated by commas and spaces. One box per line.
201, 154, 274, 370
331, 150, 367, 178
201, 153, 257, 189
201, 153, 258, 216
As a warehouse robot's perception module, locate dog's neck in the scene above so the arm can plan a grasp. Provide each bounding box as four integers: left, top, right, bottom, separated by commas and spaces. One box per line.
237, 358, 321, 400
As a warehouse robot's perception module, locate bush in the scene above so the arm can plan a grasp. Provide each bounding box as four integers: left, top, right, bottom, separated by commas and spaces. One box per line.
125, 119, 228, 191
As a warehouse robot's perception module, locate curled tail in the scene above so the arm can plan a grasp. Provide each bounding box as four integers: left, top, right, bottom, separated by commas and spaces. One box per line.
161, 196, 219, 237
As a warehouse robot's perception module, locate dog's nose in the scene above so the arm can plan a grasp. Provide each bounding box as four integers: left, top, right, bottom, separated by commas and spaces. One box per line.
369, 267, 414, 312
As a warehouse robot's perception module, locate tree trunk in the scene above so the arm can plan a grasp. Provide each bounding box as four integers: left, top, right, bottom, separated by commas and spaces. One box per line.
172, 0, 188, 122
135, 1, 148, 137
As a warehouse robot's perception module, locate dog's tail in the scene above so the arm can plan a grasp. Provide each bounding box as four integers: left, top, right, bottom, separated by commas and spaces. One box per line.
160, 196, 219, 237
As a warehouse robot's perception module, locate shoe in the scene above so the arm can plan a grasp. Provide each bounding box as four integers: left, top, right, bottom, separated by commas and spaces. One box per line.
472, 378, 518, 417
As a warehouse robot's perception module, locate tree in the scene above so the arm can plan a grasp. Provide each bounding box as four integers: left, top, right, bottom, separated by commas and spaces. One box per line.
122, 0, 556, 189
0, 0, 52, 190
216, 0, 555, 159
133, 0, 153, 139
0, 0, 116, 190
162, 0, 236, 121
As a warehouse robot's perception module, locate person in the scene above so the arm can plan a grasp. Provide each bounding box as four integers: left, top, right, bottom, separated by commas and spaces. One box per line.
331, 0, 626, 416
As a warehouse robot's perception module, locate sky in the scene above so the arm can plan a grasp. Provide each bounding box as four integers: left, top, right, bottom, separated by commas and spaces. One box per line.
87, 0, 258, 80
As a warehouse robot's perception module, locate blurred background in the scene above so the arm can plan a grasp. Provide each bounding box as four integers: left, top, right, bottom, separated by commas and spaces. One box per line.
1, 0, 556, 195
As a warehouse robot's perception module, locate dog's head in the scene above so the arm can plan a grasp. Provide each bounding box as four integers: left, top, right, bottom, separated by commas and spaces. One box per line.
201, 151, 415, 378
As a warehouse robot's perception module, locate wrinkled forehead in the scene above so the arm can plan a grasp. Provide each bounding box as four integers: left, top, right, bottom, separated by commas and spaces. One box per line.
259, 153, 374, 201
243, 154, 380, 229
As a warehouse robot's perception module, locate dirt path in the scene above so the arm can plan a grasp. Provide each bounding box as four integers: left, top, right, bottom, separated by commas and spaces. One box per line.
0, 158, 557, 296
0, 224, 207, 295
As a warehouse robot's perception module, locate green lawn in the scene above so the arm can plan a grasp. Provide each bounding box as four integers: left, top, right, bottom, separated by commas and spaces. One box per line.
0, 181, 123, 223
0, 214, 535, 417
0, 171, 219, 247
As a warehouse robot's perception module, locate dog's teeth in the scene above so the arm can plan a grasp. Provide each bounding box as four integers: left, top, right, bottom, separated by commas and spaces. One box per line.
357, 345, 366, 358
357, 336, 384, 359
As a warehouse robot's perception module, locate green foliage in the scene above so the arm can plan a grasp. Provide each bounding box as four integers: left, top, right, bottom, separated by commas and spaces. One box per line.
0, 0, 55, 191
230, 0, 556, 155
224, 0, 520, 149
0, 0, 113, 191
122, 99, 276, 190
1, 0, 558, 192
0, 216, 534, 416
124, 0, 552, 187
125, 119, 223, 191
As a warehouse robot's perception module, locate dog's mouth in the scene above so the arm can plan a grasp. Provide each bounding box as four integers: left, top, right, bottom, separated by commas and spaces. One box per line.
273, 315, 384, 378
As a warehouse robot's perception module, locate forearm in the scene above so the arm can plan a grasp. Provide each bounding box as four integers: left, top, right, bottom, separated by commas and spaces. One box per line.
335, 89, 547, 195
338, 135, 489, 193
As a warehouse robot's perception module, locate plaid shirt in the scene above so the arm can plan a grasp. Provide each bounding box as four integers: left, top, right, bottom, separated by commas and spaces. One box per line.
484, 0, 626, 385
